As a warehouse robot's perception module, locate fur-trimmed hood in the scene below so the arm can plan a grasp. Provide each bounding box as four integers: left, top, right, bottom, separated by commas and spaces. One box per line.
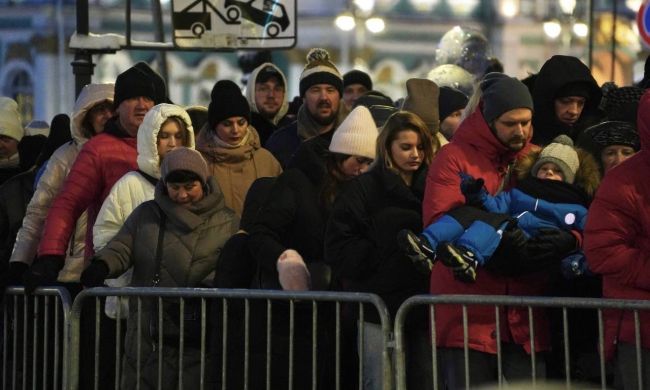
515, 147, 601, 199
137, 103, 195, 178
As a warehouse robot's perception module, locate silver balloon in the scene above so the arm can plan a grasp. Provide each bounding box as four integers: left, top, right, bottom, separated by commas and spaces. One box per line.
427, 64, 475, 97
435, 26, 491, 79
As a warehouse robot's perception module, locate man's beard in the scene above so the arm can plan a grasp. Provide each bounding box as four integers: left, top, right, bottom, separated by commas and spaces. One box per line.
309, 102, 337, 126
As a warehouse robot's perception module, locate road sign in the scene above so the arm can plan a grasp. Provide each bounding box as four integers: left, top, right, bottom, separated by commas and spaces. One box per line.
171, 0, 296, 50
637, 0, 650, 47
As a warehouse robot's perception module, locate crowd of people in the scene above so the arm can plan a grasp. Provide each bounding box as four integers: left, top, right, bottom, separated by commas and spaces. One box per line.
0, 48, 648, 389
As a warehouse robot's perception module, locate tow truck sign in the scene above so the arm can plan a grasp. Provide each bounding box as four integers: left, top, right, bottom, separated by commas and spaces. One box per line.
171, 0, 296, 49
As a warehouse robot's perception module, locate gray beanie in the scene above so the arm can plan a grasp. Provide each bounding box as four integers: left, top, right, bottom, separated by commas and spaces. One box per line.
160, 147, 209, 184
531, 135, 579, 184
480, 72, 533, 124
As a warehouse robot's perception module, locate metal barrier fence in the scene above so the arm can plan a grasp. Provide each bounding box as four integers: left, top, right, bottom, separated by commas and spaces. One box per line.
67, 287, 393, 390
394, 294, 650, 390
2, 286, 72, 390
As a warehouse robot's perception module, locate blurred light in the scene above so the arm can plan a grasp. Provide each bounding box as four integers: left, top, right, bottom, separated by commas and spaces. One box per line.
335, 13, 356, 31
354, 0, 375, 13
449, 0, 479, 16
499, 0, 518, 18
543, 20, 562, 39
573, 22, 588, 38
626, 0, 642, 11
409, 0, 438, 12
559, 0, 576, 15
365, 17, 385, 33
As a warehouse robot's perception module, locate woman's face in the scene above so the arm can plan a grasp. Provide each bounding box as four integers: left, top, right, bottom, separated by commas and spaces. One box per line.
166, 180, 204, 207
215, 116, 248, 145
87, 100, 114, 135
339, 156, 373, 179
389, 130, 423, 174
601, 145, 636, 173
157, 119, 186, 160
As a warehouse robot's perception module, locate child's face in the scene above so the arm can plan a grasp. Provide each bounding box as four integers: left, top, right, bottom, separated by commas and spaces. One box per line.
536, 162, 564, 182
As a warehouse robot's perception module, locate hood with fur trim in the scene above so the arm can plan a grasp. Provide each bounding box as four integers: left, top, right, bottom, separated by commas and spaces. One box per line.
244, 62, 289, 125
136, 103, 195, 178
71, 83, 114, 145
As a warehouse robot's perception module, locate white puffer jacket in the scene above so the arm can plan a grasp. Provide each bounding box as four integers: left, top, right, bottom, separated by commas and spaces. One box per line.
10, 83, 114, 283
93, 103, 195, 318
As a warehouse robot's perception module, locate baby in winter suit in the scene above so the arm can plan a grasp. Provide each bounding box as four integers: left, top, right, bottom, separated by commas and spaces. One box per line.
400, 135, 589, 282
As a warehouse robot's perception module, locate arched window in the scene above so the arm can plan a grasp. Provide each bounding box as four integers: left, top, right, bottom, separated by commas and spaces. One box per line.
4, 69, 34, 126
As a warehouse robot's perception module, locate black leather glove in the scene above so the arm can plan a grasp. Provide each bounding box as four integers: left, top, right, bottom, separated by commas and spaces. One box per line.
7, 262, 29, 286
80, 260, 110, 288
23, 255, 64, 294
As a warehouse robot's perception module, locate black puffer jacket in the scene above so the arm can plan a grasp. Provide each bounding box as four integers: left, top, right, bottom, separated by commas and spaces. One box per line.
532, 55, 603, 146
325, 164, 429, 323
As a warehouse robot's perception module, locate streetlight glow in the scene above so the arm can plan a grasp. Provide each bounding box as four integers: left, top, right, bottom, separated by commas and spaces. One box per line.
354, 0, 375, 13
335, 13, 356, 31
572, 22, 588, 38
365, 17, 385, 33
499, 0, 518, 18
558, 0, 576, 15
543, 20, 562, 39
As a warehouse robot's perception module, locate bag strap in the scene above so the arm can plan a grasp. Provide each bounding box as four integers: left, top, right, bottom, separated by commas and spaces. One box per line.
152, 206, 166, 287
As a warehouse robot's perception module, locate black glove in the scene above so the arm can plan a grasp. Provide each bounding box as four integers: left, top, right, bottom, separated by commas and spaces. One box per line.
7, 262, 29, 286
460, 173, 485, 206
527, 228, 578, 259
484, 227, 528, 276
80, 260, 110, 288
23, 255, 64, 294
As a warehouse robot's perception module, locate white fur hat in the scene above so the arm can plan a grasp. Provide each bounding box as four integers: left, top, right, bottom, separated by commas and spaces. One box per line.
328, 106, 378, 160
0, 97, 23, 142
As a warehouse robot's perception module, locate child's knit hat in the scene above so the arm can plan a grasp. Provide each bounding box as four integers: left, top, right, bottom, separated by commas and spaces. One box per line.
531, 134, 579, 184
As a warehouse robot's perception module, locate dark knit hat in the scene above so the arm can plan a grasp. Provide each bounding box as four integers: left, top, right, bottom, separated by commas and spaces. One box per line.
439, 86, 469, 122
161, 147, 209, 184
586, 121, 640, 151
480, 72, 533, 124
207, 80, 251, 129
531, 135, 579, 184
601, 85, 644, 123
134, 62, 171, 104
343, 70, 373, 91
354, 90, 394, 109
113, 64, 158, 109
299, 48, 343, 97
401, 78, 440, 134
555, 81, 592, 99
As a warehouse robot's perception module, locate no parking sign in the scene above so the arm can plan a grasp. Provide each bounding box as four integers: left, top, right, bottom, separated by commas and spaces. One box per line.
637, 0, 650, 47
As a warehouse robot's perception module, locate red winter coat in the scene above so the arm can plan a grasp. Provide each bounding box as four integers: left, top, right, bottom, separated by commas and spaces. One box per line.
584, 90, 650, 360
38, 120, 137, 261
424, 105, 551, 354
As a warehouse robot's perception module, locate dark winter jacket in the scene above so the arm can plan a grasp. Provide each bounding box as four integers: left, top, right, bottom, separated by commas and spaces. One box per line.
325, 164, 429, 322
0, 168, 37, 268
94, 176, 237, 389
532, 55, 602, 146
264, 120, 300, 168
252, 111, 293, 146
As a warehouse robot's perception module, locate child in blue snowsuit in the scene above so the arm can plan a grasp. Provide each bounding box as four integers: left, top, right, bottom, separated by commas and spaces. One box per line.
400, 135, 589, 282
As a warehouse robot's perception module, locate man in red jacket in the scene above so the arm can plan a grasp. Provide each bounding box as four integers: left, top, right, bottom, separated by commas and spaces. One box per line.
421, 72, 578, 388
24, 62, 167, 292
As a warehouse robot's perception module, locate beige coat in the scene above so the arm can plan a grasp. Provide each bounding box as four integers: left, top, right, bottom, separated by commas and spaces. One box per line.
196, 125, 281, 216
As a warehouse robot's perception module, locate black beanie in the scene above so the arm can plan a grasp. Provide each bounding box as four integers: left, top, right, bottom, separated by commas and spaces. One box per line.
555, 81, 592, 99
480, 72, 533, 124
207, 80, 251, 129
343, 70, 373, 91
439, 86, 469, 122
587, 121, 640, 151
113, 64, 158, 109
134, 62, 171, 104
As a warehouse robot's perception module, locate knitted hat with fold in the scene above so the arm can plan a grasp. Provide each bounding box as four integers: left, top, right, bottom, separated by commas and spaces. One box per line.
161, 147, 209, 184
208, 80, 251, 129
480, 72, 533, 124
400, 78, 440, 134
343, 70, 373, 91
0, 97, 23, 142
299, 48, 343, 97
439, 86, 469, 122
329, 106, 378, 159
113, 64, 158, 109
531, 135, 579, 184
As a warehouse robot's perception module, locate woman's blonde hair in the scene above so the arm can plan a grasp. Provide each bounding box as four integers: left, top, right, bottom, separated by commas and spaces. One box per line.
376, 111, 438, 171
158, 116, 191, 147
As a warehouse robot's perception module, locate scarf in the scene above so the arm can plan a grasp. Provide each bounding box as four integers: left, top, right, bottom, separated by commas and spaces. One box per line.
297, 104, 338, 141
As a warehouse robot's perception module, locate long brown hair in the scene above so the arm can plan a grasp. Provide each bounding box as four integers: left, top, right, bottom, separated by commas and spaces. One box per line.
320, 152, 353, 210
375, 111, 437, 172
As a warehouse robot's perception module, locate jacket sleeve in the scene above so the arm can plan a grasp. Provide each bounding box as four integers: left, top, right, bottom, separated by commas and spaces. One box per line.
422, 146, 466, 226
247, 175, 295, 275
11, 145, 72, 265
94, 207, 138, 278
324, 181, 376, 280
480, 191, 513, 214
584, 175, 650, 290
38, 142, 103, 256
93, 181, 127, 251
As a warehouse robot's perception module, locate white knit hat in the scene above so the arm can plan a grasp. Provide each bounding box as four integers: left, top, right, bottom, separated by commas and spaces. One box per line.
531, 135, 579, 184
0, 97, 23, 142
329, 106, 378, 160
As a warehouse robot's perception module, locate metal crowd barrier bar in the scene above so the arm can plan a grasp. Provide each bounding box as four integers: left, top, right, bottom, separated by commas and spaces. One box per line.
394, 294, 650, 390
2, 286, 72, 390
68, 287, 393, 390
